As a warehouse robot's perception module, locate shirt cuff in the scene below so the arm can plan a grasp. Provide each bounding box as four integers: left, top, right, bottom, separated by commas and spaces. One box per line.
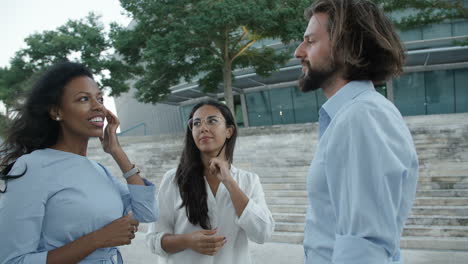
126, 178, 158, 222
146, 231, 170, 258
332, 234, 391, 264
127, 178, 156, 199
17, 251, 48, 263
235, 200, 274, 243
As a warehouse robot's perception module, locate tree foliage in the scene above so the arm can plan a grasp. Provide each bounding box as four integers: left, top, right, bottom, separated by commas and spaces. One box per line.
379, 0, 468, 30
111, 0, 310, 112
0, 13, 135, 113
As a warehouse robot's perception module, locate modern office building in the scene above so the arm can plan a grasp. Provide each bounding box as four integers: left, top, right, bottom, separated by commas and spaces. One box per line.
115, 15, 468, 136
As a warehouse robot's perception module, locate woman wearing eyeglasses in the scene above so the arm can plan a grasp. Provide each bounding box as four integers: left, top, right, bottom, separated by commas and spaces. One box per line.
146, 100, 274, 264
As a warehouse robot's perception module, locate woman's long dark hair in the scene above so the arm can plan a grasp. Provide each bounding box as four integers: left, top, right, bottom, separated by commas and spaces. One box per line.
175, 100, 238, 229
0, 62, 94, 192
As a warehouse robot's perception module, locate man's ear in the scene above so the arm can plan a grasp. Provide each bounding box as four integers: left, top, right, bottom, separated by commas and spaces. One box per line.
48, 105, 61, 121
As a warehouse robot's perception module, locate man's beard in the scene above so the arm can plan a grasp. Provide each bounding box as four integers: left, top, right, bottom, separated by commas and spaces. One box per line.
298, 61, 337, 93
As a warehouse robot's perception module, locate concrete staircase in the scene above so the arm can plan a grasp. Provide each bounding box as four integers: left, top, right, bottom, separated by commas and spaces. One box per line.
87, 113, 468, 251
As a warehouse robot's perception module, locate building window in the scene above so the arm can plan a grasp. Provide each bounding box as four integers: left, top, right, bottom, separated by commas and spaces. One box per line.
291, 87, 319, 123
455, 68, 468, 113
246, 91, 273, 126
394, 69, 468, 116
425, 70, 455, 114
394, 72, 426, 116
270, 88, 296, 125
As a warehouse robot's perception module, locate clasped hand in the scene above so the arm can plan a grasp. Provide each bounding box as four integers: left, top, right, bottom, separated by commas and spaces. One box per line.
92, 212, 139, 248
189, 229, 226, 256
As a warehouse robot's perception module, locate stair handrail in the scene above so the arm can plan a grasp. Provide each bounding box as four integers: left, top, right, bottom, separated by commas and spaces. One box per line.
117, 122, 147, 136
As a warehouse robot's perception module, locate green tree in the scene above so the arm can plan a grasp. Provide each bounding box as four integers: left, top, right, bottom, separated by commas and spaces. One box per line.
111, 0, 310, 112
380, 0, 468, 31
0, 13, 135, 115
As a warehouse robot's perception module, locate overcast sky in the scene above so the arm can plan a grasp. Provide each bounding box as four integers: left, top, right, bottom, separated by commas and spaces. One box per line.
0, 0, 132, 117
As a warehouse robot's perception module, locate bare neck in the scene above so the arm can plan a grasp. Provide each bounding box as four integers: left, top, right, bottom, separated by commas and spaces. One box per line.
51, 134, 89, 156
322, 74, 350, 99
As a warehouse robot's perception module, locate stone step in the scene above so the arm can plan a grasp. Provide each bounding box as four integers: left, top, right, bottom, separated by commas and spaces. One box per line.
417, 189, 468, 197
270, 232, 304, 244
415, 143, 468, 150
234, 160, 311, 167
269, 205, 307, 214
406, 215, 468, 226
418, 168, 468, 177
275, 223, 468, 236
420, 161, 468, 170
256, 171, 308, 177
273, 213, 306, 223
271, 214, 468, 227
265, 190, 308, 197
414, 197, 468, 206
400, 236, 468, 251
266, 197, 308, 205
403, 225, 468, 238
275, 222, 305, 233
263, 183, 306, 191
260, 177, 306, 183
418, 182, 468, 190
270, 233, 468, 251
418, 176, 468, 183
411, 206, 468, 216
266, 190, 468, 199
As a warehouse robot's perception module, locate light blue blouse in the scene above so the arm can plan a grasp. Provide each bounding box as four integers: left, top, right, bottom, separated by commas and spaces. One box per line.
0, 148, 158, 264
304, 81, 419, 264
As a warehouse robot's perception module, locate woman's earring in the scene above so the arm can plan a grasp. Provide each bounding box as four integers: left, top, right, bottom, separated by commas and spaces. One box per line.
56, 116, 61, 121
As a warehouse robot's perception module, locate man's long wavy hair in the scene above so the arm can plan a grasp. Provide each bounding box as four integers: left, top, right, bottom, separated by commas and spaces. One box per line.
175, 100, 237, 229
306, 0, 405, 82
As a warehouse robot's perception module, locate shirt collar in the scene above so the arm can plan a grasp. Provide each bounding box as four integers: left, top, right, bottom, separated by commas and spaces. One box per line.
321, 80, 375, 119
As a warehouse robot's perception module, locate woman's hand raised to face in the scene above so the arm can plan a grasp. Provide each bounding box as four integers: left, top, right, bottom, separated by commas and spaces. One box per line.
100, 109, 121, 154
209, 157, 232, 184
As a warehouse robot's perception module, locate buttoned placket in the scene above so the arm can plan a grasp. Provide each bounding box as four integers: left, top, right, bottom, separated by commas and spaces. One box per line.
318, 107, 331, 139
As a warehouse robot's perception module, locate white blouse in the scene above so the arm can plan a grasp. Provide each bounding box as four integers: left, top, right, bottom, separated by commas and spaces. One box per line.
146, 165, 275, 264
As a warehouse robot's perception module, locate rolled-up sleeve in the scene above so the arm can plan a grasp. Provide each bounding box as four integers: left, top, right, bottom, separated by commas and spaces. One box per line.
235, 173, 275, 244
97, 163, 158, 223
0, 159, 49, 264
325, 106, 415, 264
145, 170, 175, 257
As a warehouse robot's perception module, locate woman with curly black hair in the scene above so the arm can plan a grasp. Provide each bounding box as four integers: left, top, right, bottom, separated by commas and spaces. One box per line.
0, 62, 158, 264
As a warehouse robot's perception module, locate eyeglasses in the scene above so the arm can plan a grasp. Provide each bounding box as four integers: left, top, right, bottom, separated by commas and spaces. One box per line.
187, 116, 225, 131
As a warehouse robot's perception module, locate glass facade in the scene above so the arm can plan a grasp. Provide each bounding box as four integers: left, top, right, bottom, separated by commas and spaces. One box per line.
246, 87, 327, 126
394, 69, 468, 116
398, 17, 468, 42
455, 68, 468, 113
177, 11, 468, 129
243, 68, 468, 127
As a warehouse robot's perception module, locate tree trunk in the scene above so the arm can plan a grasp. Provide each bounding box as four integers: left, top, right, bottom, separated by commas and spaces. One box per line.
223, 61, 234, 115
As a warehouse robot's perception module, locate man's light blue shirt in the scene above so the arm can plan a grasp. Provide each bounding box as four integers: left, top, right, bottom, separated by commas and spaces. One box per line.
304, 81, 419, 264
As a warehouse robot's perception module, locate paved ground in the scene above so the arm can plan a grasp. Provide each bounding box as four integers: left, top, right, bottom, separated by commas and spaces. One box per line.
119, 232, 468, 264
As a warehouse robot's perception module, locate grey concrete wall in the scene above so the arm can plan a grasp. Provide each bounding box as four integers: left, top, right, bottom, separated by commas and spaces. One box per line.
114, 87, 183, 136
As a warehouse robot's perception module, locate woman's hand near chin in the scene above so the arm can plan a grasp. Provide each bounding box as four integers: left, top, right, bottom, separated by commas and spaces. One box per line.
209, 157, 232, 184
100, 108, 122, 155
